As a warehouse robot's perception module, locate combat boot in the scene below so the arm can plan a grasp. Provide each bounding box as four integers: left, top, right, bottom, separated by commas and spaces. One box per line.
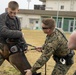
20, 72, 41, 75
32, 72, 41, 75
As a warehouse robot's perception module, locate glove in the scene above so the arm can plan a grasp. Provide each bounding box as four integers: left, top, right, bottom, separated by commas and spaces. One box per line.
18, 42, 28, 51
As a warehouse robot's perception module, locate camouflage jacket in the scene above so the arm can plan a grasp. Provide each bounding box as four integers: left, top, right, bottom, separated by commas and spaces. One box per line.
31, 28, 70, 73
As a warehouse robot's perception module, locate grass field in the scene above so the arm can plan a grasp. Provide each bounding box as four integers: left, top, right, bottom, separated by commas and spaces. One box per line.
0, 30, 76, 75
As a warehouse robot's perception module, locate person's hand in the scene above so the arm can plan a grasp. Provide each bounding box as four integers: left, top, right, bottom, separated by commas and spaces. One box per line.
24, 69, 32, 75
35, 47, 42, 52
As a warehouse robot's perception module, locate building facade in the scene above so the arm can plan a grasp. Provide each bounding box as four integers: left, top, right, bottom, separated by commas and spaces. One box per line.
40, 0, 76, 11
17, 0, 76, 32
17, 9, 76, 32
39, 0, 76, 32
17, 13, 41, 30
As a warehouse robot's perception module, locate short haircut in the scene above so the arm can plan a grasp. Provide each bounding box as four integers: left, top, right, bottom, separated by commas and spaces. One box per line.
8, 1, 19, 10
42, 18, 55, 30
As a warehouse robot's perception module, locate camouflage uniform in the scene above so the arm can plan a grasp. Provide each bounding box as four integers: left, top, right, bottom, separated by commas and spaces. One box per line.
31, 28, 74, 75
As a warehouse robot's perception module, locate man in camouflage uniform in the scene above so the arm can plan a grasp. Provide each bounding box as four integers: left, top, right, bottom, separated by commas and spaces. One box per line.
25, 18, 74, 75
0, 1, 40, 75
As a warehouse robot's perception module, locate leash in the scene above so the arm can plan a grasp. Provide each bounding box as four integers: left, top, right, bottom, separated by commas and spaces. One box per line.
27, 43, 47, 75
27, 43, 36, 50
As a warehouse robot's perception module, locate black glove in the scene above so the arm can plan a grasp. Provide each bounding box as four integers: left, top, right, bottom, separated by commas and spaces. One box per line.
17, 42, 28, 51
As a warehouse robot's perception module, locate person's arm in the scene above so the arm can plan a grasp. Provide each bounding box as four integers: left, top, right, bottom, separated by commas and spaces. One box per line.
31, 40, 58, 73
25, 46, 55, 75
0, 14, 22, 38
68, 31, 76, 50
25, 36, 58, 75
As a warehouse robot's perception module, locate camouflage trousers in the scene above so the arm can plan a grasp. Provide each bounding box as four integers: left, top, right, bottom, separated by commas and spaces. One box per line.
51, 62, 72, 75
0, 43, 9, 66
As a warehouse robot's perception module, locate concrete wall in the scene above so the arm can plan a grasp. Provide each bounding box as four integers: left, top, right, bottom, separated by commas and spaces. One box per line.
45, 0, 76, 11
17, 14, 41, 29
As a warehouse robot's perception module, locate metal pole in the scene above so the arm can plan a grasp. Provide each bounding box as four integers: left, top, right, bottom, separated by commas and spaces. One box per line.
56, 0, 60, 28
27, 0, 31, 9
28, 2, 30, 9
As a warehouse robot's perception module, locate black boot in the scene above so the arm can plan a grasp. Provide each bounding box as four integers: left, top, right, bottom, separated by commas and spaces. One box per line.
32, 72, 41, 75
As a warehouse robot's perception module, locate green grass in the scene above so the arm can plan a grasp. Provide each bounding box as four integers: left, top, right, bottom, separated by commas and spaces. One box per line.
0, 30, 76, 75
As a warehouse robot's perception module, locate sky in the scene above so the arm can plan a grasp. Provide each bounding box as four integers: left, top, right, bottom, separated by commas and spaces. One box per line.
0, 0, 42, 14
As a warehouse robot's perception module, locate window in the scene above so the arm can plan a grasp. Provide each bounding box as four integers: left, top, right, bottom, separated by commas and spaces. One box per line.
61, 5, 64, 9
69, 20, 74, 32
29, 19, 34, 24
57, 19, 62, 28
36, 21, 38, 23
75, 21, 76, 29
34, 5, 45, 10
19, 17, 22, 23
